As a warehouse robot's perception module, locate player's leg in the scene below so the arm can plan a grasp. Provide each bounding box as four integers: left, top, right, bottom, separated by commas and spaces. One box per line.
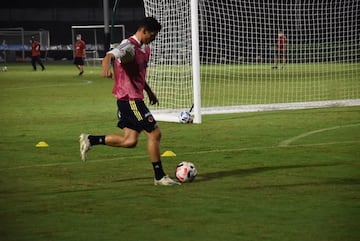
144, 127, 161, 162
79, 64, 84, 75
145, 128, 179, 185
282, 49, 286, 67
74, 58, 84, 75
74, 58, 79, 70
273, 48, 279, 68
141, 117, 179, 185
79, 129, 139, 161
38, 57, 45, 71
79, 100, 141, 161
104, 128, 139, 148
78, 58, 84, 75
144, 127, 164, 179
31, 56, 37, 71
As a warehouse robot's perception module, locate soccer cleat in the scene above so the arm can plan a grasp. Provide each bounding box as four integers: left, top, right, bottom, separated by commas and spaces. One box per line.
154, 175, 181, 186
79, 133, 91, 161
79, 71, 84, 76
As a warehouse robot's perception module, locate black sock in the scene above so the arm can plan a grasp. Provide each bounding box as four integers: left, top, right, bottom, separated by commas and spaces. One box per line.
152, 161, 166, 180
88, 135, 106, 145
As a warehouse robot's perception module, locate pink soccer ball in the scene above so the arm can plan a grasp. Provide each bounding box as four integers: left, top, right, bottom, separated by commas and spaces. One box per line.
175, 161, 197, 183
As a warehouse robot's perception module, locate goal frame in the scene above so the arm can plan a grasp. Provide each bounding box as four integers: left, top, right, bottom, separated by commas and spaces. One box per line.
145, 0, 360, 123
190, 0, 201, 124
71, 24, 125, 62
0, 27, 50, 62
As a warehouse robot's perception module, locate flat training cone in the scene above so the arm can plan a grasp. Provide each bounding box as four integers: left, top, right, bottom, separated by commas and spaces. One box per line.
161, 150, 176, 157
35, 141, 49, 147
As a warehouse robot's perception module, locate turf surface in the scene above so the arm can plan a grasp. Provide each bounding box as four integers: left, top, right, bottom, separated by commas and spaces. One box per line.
0, 63, 359, 241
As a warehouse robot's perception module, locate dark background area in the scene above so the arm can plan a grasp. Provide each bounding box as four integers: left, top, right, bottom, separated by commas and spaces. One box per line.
0, 0, 145, 61
1, 0, 143, 8
1, 1, 359, 63
0, 0, 145, 45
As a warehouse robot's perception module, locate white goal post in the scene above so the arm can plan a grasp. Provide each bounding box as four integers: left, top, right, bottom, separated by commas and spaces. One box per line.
143, 0, 360, 123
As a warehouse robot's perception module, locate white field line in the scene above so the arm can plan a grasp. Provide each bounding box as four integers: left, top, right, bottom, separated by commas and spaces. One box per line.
0, 123, 359, 171
0, 140, 359, 171
278, 123, 360, 147
1, 80, 92, 91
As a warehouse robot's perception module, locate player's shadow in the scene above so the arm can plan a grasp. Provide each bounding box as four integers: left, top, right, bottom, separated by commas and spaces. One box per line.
195, 162, 343, 183
109, 163, 350, 186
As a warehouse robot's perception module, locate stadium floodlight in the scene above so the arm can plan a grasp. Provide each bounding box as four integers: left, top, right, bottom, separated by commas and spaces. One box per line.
143, 0, 360, 123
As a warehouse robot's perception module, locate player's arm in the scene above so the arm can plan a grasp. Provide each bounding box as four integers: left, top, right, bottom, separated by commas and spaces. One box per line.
118, 39, 135, 63
102, 52, 115, 78
102, 39, 134, 78
144, 83, 159, 105
83, 43, 86, 58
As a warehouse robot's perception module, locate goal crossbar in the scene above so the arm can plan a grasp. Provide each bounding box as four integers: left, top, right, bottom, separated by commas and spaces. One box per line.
71, 24, 125, 62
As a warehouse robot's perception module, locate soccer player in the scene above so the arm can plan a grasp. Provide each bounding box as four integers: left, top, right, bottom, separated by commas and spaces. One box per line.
74, 34, 86, 75
30, 36, 45, 71
79, 17, 180, 186
273, 31, 288, 69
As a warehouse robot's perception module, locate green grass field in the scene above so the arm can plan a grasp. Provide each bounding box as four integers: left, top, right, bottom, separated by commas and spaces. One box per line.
200, 63, 360, 106
0, 62, 359, 241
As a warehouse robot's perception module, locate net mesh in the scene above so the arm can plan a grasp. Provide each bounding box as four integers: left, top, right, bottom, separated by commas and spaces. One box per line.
144, 0, 194, 109
0, 28, 50, 62
143, 0, 360, 118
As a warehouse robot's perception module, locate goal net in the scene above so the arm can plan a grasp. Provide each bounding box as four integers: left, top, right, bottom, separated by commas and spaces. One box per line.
71, 25, 125, 66
0, 28, 50, 62
143, 0, 360, 123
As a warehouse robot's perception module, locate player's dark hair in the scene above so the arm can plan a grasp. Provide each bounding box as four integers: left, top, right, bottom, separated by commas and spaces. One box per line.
138, 16, 162, 32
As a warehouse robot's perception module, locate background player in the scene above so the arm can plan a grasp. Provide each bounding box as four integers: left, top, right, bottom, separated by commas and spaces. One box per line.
273, 31, 288, 69
74, 34, 86, 75
30, 36, 45, 71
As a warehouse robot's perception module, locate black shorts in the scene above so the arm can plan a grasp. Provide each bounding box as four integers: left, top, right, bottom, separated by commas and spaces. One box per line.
73, 57, 84, 65
117, 100, 157, 133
